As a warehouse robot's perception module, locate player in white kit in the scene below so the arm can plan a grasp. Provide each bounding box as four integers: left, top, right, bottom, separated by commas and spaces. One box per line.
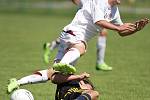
52, 0, 145, 74
44, 0, 112, 71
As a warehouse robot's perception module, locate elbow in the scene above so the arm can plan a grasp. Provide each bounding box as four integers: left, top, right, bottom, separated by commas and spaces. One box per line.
51, 74, 61, 84
51, 73, 68, 84
51, 75, 57, 84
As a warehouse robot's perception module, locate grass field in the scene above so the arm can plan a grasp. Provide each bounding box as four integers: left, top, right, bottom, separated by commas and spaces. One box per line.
0, 12, 150, 100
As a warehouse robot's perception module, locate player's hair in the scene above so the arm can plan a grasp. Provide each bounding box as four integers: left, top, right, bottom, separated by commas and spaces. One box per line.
83, 78, 95, 90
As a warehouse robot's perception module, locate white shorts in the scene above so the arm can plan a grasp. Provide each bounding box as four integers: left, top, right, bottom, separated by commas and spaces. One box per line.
59, 30, 85, 44
54, 30, 86, 63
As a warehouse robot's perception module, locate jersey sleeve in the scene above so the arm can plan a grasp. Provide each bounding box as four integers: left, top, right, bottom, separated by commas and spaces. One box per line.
111, 8, 123, 25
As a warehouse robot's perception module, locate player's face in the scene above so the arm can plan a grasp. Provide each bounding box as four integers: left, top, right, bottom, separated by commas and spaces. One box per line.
86, 84, 93, 90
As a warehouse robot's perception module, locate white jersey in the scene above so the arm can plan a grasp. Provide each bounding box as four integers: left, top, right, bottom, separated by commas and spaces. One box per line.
78, 0, 87, 8
61, 0, 123, 43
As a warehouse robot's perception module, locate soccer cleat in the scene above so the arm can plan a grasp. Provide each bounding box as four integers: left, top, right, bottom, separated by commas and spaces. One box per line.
43, 42, 51, 64
96, 63, 112, 71
7, 78, 20, 93
53, 63, 76, 75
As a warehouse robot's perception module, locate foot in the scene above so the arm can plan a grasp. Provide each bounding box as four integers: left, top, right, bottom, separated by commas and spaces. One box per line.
96, 63, 112, 71
7, 78, 19, 93
43, 42, 51, 64
53, 63, 76, 75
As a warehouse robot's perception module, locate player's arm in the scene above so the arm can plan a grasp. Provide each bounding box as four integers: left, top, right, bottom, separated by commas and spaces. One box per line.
118, 18, 149, 36
96, 20, 136, 36
96, 19, 149, 36
51, 72, 90, 84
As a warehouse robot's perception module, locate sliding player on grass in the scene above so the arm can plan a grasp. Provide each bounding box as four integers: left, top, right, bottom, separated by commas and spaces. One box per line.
8, 70, 99, 100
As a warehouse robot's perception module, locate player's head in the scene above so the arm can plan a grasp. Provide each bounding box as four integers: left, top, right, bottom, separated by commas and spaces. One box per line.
82, 78, 95, 90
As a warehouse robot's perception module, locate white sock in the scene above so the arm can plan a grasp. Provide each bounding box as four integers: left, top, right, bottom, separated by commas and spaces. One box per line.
17, 70, 48, 85
50, 39, 60, 51
70, 59, 78, 66
60, 48, 80, 65
97, 36, 106, 64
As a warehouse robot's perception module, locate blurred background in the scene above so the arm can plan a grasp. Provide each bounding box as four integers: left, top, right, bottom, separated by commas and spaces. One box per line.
0, 0, 150, 100
0, 0, 150, 15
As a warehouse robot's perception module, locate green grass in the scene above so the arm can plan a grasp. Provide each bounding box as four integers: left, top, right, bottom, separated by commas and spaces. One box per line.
0, 12, 150, 100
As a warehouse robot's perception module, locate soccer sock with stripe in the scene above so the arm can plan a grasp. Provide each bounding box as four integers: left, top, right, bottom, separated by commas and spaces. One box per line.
17, 70, 49, 85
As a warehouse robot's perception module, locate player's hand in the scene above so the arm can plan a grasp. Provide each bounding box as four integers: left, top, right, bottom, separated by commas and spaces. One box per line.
118, 23, 136, 32
118, 18, 149, 36
80, 72, 90, 79
79, 80, 92, 90
135, 18, 149, 31
118, 23, 136, 36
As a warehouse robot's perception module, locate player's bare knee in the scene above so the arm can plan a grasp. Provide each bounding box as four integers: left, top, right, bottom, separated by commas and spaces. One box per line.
72, 42, 86, 55
47, 68, 56, 80
77, 47, 86, 56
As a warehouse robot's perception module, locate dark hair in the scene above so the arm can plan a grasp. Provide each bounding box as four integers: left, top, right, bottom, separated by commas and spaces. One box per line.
83, 78, 95, 89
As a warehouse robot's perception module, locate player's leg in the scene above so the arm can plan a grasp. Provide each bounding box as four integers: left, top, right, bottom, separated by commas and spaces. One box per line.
7, 69, 54, 93
60, 42, 85, 65
96, 29, 112, 71
17, 70, 49, 85
53, 41, 86, 74
53, 41, 76, 75
43, 38, 60, 64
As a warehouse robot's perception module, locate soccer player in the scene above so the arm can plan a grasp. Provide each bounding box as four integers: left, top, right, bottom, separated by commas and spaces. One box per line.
51, 0, 149, 74
43, 0, 112, 71
73, 0, 112, 71
52, 73, 99, 100
7, 69, 99, 100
